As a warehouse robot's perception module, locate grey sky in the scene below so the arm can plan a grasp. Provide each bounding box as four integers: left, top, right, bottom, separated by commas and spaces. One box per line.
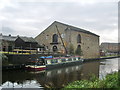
0, 0, 118, 44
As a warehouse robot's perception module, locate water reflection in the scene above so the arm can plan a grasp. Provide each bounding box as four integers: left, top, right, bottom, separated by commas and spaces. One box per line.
81, 61, 100, 80
99, 58, 118, 79
2, 58, 118, 88
2, 65, 83, 88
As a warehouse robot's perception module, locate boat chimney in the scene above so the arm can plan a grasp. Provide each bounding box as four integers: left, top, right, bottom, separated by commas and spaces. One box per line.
9, 34, 11, 37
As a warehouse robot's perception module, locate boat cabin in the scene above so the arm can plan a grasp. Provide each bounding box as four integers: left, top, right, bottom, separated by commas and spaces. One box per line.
40, 56, 81, 65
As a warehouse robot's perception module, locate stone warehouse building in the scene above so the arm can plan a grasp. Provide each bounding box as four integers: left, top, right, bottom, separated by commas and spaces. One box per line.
100, 43, 120, 53
35, 21, 100, 58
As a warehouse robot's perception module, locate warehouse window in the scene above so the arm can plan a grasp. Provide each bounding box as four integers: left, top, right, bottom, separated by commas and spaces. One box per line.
77, 34, 81, 43
53, 45, 58, 52
52, 34, 58, 43
77, 45, 81, 49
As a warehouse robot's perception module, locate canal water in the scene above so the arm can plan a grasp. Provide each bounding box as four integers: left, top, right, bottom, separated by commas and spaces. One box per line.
1, 58, 119, 88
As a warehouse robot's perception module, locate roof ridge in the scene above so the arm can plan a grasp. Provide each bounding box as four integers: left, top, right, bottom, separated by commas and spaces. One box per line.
18, 36, 36, 42
54, 21, 99, 37
19, 36, 33, 38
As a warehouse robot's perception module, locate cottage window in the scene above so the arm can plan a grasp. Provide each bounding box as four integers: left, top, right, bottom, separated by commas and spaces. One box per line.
77, 34, 81, 43
52, 34, 58, 43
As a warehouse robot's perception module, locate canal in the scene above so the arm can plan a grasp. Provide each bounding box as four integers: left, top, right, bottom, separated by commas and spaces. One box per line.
1, 58, 119, 88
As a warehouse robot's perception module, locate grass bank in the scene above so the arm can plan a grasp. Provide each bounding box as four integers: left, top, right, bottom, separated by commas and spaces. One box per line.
100, 54, 119, 58
65, 72, 119, 88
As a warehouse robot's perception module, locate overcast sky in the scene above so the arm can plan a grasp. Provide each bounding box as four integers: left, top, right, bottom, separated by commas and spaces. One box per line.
0, 0, 119, 44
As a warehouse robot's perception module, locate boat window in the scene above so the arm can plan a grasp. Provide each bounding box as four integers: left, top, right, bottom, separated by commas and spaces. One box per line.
39, 58, 45, 65
73, 58, 76, 61
72, 58, 74, 61
51, 59, 58, 63
78, 57, 80, 60
61, 59, 66, 62
66, 58, 68, 61
76, 58, 78, 60
50, 60, 52, 63
36, 62, 42, 65
47, 60, 51, 64
54, 59, 58, 63
58, 59, 61, 63
68, 58, 72, 61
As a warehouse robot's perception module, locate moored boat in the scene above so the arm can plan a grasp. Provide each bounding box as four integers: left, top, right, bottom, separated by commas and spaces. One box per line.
25, 56, 84, 71
25, 64, 46, 71
25, 58, 46, 71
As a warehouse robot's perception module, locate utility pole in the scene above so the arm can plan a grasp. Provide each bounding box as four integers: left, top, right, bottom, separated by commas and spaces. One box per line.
30, 44, 31, 54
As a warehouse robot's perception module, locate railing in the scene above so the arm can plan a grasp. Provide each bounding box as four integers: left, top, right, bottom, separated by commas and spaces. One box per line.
0, 51, 65, 56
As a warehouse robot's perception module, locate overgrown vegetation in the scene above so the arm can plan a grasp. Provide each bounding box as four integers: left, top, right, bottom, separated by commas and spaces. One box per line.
75, 47, 82, 56
65, 72, 119, 88
100, 54, 119, 58
0, 53, 9, 65
68, 44, 74, 55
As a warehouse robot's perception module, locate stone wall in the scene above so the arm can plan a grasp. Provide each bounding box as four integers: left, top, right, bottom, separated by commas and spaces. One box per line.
66, 30, 100, 58
35, 22, 68, 53
100, 43, 120, 53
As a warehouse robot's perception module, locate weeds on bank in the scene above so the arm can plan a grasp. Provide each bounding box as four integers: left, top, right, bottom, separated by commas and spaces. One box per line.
64, 72, 119, 88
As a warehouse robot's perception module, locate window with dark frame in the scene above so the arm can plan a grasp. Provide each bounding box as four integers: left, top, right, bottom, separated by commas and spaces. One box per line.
52, 34, 58, 43
77, 34, 81, 43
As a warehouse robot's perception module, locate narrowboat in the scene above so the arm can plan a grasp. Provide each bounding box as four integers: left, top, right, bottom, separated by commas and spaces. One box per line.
25, 56, 84, 71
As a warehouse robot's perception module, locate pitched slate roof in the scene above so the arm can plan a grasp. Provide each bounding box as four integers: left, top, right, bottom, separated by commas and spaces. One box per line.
18, 36, 37, 43
0, 34, 17, 41
0, 34, 37, 43
101, 43, 120, 46
54, 21, 99, 37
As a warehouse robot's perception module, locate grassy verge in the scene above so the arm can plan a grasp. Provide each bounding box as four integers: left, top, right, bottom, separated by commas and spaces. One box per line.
100, 55, 119, 58
65, 72, 119, 88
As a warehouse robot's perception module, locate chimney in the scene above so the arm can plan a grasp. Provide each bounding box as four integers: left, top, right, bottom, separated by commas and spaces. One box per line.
9, 34, 11, 37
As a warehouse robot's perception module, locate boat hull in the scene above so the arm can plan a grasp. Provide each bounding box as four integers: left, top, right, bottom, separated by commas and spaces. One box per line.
46, 60, 83, 70
25, 65, 46, 71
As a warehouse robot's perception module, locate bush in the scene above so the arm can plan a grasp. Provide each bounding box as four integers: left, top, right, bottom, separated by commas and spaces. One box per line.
75, 48, 82, 56
65, 72, 119, 88
104, 72, 118, 88
68, 44, 74, 55
0, 53, 8, 60
1, 53, 9, 65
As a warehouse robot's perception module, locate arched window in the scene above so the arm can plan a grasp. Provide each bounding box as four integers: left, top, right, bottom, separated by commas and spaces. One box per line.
52, 34, 58, 43
77, 34, 81, 43
77, 45, 81, 49
75, 45, 82, 55
53, 45, 58, 52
